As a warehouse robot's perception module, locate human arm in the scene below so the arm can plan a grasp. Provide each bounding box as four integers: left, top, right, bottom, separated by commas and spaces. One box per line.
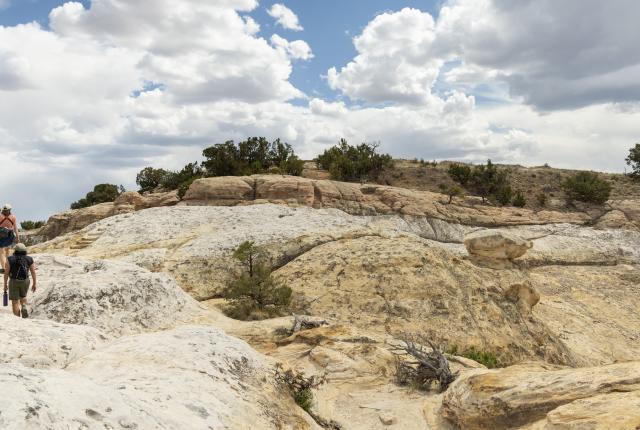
30, 263, 37, 292
13, 217, 19, 243
3, 260, 9, 292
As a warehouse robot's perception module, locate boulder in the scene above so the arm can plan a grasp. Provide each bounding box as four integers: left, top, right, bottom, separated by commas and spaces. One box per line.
441, 361, 640, 430
464, 230, 532, 267
504, 282, 540, 312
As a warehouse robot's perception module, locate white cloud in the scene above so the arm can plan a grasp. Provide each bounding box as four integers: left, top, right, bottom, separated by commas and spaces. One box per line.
1, 0, 639, 222
270, 34, 313, 60
267, 3, 303, 31
0, 0, 10, 11
328, 8, 442, 105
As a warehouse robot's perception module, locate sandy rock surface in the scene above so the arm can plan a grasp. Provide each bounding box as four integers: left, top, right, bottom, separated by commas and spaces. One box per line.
442, 361, 640, 430
29, 254, 204, 336
0, 326, 319, 430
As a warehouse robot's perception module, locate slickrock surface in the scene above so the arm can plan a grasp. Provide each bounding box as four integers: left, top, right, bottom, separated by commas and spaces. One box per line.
442, 361, 640, 430
30, 254, 204, 336
0, 326, 319, 430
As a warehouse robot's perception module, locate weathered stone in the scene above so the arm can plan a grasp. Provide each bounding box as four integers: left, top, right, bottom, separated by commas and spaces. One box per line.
464, 230, 532, 268
441, 361, 640, 430
504, 282, 540, 312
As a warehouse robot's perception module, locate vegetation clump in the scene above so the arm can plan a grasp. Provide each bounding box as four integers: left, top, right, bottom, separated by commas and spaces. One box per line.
20, 220, 45, 230
315, 139, 393, 182
562, 171, 611, 204
222, 241, 292, 320
202, 137, 304, 177
512, 190, 526, 208
448, 160, 516, 206
447, 345, 499, 369
626, 143, 640, 178
71, 184, 124, 209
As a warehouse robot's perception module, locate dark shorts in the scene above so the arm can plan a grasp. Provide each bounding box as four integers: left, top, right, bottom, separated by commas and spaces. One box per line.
0, 230, 14, 248
8, 279, 29, 300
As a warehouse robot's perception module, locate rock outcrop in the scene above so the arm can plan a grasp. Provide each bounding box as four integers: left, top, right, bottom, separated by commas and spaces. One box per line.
442, 361, 640, 430
38, 191, 179, 241
181, 175, 591, 227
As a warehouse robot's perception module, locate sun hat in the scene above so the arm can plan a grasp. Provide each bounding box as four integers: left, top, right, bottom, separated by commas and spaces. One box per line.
2, 203, 11, 211
14, 243, 27, 253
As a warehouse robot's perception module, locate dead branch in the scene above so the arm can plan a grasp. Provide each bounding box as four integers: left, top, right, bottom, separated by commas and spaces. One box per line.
391, 335, 457, 392
290, 314, 329, 334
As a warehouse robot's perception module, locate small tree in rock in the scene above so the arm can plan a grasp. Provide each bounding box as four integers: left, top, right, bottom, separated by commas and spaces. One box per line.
562, 171, 611, 205
512, 191, 526, 208
626, 143, 640, 178
447, 163, 472, 186
444, 185, 464, 204
223, 241, 292, 320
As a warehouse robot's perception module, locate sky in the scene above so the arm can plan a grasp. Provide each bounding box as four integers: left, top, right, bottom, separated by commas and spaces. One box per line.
1, 0, 639, 221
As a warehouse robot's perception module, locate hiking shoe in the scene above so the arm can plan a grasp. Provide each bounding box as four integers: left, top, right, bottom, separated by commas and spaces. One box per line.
21, 306, 28, 318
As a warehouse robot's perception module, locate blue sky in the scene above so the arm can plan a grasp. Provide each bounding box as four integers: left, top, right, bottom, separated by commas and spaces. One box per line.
1, 0, 639, 221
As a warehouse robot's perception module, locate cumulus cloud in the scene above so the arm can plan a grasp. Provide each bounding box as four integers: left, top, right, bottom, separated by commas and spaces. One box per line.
267, 3, 303, 31
270, 34, 314, 60
1, 0, 639, 221
328, 8, 442, 105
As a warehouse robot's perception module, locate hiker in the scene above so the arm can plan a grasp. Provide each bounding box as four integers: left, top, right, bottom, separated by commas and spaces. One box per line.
3, 243, 36, 318
0, 204, 19, 273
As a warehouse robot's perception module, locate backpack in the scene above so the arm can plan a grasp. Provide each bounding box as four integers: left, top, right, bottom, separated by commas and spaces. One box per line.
10, 255, 30, 281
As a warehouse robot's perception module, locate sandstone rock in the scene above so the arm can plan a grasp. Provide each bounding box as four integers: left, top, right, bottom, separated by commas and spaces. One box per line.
30, 254, 204, 336
179, 174, 591, 227
441, 361, 640, 430
39, 202, 114, 240
504, 282, 540, 312
39, 191, 179, 240
464, 230, 533, 262
276, 235, 573, 365
524, 390, 640, 430
181, 176, 254, 205
0, 312, 106, 368
0, 326, 320, 430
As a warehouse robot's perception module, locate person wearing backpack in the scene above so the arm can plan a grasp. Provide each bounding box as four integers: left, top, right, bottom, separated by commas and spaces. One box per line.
3, 243, 36, 318
0, 204, 19, 273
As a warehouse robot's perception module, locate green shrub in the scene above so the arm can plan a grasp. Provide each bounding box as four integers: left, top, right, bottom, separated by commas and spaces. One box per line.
202, 137, 304, 177
177, 177, 199, 200
275, 364, 326, 414
448, 345, 498, 368
562, 171, 611, 204
71, 184, 124, 209
461, 347, 499, 368
447, 163, 472, 185
136, 167, 171, 193
223, 241, 292, 320
445, 185, 464, 204
512, 191, 526, 208
626, 143, 640, 178
315, 139, 393, 182
495, 184, 513, 206
20, 220, 45, 230
470, 160, 510, 203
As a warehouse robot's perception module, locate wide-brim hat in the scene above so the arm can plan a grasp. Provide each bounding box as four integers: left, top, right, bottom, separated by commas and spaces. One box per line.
14, 243, 27, 253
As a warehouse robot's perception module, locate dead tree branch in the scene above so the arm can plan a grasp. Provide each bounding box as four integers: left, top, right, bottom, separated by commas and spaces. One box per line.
391, 336, 457, 392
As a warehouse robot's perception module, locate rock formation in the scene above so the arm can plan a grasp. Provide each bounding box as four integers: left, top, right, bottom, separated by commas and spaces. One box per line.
8, 173, 640, 428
